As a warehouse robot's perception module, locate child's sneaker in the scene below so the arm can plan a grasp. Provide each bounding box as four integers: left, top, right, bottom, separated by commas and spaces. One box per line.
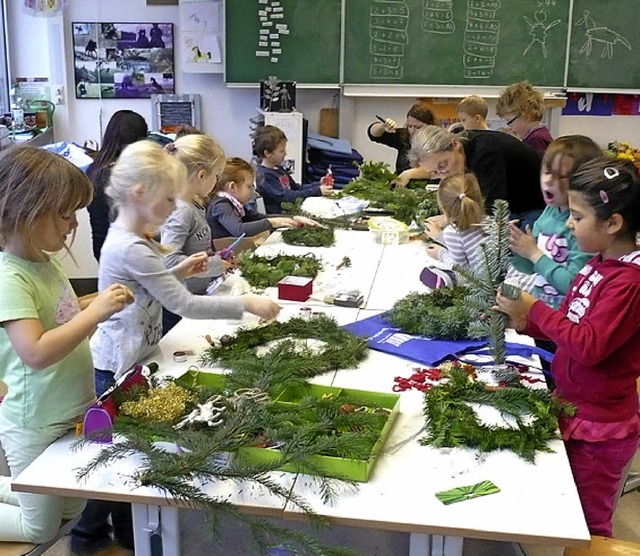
419, 266, 456, 289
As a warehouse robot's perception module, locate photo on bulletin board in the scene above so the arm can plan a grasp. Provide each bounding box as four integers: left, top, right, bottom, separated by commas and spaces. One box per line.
72, 22, 174, 99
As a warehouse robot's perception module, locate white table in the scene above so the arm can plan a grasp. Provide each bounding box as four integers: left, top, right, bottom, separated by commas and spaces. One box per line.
12, 231, 591, 555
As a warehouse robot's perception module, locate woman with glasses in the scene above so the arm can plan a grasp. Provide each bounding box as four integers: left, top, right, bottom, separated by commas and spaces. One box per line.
410, 125, 545, 231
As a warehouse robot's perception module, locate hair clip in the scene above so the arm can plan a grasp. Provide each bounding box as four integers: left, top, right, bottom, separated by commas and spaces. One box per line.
599, 190, 609, 204
603, 167, 619, 179
458, 193, 466, 200
165, 142, 177, 154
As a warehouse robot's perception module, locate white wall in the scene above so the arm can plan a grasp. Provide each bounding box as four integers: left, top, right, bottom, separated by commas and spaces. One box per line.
8, 0, 640, 279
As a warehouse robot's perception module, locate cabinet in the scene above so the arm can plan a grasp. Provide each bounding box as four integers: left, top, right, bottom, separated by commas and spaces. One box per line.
263, 111, 304, 184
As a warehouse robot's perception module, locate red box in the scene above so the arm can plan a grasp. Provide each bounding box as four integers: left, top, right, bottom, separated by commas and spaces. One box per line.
277, 276, 313, 302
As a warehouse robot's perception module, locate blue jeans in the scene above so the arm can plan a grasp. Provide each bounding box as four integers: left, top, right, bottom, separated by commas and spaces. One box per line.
71, 369, 133, 550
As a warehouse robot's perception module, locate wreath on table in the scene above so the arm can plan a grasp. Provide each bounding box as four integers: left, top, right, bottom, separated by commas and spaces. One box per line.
420, 362, 575, 462
385, 287, 484, 340
281, 226, 335, 247
199, 313, 369, 393
236, 251, 323, 289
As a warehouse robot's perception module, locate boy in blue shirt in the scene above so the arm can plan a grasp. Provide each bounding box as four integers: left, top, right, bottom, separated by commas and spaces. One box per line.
253, 125, 333, 213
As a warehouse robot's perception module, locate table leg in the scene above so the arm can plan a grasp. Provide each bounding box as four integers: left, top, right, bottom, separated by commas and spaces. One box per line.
409, 533, 464, 556
132, 504, 181, 556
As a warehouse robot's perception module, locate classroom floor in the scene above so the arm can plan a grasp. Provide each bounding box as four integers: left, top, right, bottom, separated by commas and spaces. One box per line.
39, 453, 640, 556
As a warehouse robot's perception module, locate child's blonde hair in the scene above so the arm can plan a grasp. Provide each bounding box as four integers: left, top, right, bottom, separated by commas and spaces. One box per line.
107, 140, 187, 210
168, 134, 225, 181
0, 146, 93, 254
217, 157, 255, 192
496, 81, 545, 121
437, 173, 484, 231
457, 95, 488, 119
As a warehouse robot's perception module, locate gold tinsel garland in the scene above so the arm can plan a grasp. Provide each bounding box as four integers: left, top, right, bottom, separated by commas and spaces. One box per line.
119, 382, 195, 423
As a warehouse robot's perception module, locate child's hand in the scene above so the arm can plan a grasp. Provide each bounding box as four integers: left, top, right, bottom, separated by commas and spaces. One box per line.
320, 184, 334, 196
493, 288, 536, 331
424, 216, 446, 239
269, 217, 296, 229
90, 284, 134, 321
242, 295, 281, 320
292, 215, 319, 227
509, 222, 542, 263
223, 257, 238, 272
176, 252, 209, 279
425, 243, 443, 260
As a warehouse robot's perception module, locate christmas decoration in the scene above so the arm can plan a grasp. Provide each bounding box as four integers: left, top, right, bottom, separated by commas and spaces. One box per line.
339, 161, 439, 224
199, 314, 369, 393
237, 251, 323, 289
420, 362, 575, 462
281, 226, 335, 247
386, 287, 482, 340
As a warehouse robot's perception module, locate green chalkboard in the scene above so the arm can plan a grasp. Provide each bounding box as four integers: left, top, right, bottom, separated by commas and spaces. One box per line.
343, 0, 569, 87
225, 0, 341, 84
567, 0, 640, 90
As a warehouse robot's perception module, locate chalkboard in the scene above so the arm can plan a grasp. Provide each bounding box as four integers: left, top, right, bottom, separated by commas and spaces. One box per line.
151, 94, 201, 130
343, 0, 570, 87
225, 0, 341, 84
567, 0, 640, 90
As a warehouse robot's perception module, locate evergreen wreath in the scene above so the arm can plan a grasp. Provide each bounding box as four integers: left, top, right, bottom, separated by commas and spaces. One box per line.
237, 251, 323, 289
385, 287, 484, 340
420, 363, 575, 462
199, 314, 369, 392
281, 226, 335, 247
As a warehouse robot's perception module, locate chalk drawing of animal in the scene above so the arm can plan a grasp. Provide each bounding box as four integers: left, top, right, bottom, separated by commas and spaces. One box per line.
575, 10, 631, 59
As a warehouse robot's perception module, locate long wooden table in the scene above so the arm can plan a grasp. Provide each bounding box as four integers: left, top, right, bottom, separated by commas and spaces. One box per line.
11, 230, 591, 556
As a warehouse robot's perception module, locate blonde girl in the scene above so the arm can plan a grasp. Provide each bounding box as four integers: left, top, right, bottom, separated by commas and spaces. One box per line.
0, 147, 131, 543
420, 173, 489, 288
92, 140, 280, 386
161, 134, 227, 296
207, 157, 307, 239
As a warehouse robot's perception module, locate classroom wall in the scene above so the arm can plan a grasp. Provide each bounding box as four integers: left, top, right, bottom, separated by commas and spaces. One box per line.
7, 0, 640, 279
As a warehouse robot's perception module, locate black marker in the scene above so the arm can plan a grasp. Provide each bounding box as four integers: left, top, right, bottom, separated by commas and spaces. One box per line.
375, 115, 386, 124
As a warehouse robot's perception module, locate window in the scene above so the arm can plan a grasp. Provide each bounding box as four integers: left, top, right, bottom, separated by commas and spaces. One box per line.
0, 1, 8, 113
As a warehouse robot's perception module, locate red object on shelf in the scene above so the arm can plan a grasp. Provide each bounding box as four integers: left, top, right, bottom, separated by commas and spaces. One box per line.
277, 276, 313, 302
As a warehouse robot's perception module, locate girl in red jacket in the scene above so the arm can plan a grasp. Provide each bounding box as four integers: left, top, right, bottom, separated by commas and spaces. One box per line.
496, 157, 640, 538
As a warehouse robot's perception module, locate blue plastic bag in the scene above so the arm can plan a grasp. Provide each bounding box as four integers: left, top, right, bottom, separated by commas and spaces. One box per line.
343, 313, 553, 367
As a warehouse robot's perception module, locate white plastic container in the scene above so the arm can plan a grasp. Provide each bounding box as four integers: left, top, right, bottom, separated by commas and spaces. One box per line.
368, 217, 409, 245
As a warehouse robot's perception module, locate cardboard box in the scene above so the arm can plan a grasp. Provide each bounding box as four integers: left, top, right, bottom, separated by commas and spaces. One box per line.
277, 276, 313, 302
212, 231, 269, 256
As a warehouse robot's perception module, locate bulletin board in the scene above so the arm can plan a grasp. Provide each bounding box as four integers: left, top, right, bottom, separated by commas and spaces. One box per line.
72, 22, 174, 99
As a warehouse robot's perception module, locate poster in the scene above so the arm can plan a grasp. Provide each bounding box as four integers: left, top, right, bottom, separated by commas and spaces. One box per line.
179, 0, 222, 72
72, 22, 174, 99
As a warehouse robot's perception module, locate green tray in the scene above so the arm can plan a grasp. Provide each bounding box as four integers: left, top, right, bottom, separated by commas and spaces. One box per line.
174, 371, 400, 482
240, 384, 400, 482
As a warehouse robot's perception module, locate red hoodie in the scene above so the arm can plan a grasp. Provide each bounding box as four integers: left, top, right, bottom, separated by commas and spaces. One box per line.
525, 252, 640, 423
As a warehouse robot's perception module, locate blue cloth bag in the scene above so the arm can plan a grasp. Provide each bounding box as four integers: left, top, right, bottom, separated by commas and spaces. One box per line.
343, 313, 553, 367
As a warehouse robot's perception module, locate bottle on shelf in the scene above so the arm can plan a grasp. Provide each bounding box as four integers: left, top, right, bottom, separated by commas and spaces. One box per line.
9, 84, 25, 132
